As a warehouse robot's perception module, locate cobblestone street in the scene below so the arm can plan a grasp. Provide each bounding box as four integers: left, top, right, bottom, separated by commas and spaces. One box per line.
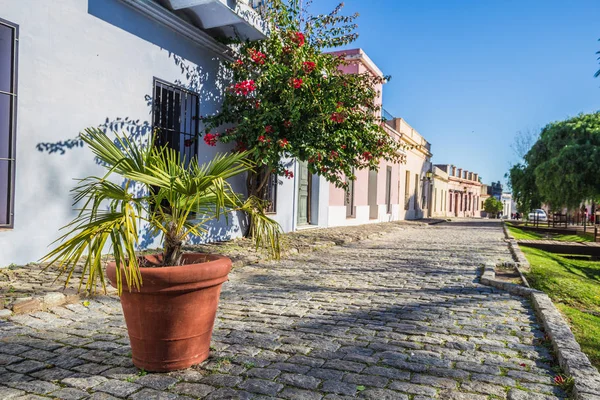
0, 220, 567, 399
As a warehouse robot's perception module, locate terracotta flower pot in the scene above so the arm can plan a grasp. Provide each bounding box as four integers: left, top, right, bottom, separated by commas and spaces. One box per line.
106, 253, 231, 372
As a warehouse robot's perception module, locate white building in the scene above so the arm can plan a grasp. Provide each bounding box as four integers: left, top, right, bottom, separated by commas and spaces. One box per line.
0, 0, 290, 266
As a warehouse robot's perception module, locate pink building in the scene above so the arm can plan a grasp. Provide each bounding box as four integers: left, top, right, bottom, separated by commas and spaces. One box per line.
435, 164, 482, 218
325, 49, 433, 227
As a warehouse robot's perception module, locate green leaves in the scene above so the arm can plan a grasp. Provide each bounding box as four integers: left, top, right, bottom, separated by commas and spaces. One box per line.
509, 112, 600, 211
42, 129, 282, 295
204, 0, 403, 190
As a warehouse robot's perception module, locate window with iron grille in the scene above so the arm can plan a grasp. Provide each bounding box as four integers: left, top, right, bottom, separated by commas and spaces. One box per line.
152, 79, 200, 163
264, 172, 277, 214
0, 18, 18, 229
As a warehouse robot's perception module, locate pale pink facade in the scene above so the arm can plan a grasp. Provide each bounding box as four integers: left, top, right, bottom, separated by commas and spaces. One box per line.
325, 49, 432, 227
435, 165, 482, 218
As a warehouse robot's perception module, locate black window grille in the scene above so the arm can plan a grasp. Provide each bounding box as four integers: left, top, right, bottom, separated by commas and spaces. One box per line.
265, 172, 277, 214
152, 79, 200, 164
0, 18, 18, 229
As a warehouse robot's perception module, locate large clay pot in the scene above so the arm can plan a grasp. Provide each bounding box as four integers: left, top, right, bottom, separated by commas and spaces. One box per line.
106, 253, 231, 372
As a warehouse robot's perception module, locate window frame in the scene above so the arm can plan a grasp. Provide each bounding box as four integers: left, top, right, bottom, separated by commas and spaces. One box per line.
151, 77, 200, 163
0, 17, 18, 229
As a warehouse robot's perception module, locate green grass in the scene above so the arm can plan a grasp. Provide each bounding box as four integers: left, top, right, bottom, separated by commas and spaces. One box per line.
506, 224, 593, 242
521, 246, 600, 368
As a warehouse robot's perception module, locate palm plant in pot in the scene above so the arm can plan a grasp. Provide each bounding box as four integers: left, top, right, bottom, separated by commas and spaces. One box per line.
42, 127, 281, 372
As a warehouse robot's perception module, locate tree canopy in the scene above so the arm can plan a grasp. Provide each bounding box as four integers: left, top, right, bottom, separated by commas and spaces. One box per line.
508, 112, 600, 211
483, 197, 503, 216
202, 0, 404, 199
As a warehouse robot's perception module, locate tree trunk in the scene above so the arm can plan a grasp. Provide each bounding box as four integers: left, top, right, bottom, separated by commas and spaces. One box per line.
242, 167, 272, 238
162, 223, 183, 266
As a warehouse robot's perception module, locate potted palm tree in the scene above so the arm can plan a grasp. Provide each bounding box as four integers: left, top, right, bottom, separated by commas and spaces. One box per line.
42, 128, 281, 372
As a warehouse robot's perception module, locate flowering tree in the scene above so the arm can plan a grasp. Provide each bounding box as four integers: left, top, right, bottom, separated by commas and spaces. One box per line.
202, 0, 403, 200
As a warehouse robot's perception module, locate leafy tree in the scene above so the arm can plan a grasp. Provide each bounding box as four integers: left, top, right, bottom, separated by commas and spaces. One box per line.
527, 112, 600, 209
202, 0, 403, 202
507, 163, 543, 213
483, 197, 503, 217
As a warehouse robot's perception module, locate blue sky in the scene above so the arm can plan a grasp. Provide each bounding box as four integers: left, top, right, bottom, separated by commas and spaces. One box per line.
309, 0, 600, 187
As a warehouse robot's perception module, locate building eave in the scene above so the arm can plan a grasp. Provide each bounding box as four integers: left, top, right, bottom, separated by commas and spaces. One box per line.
119, 0, 235, 60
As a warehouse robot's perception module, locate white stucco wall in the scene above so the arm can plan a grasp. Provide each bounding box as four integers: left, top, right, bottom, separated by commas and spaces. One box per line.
0, 0, 270, 265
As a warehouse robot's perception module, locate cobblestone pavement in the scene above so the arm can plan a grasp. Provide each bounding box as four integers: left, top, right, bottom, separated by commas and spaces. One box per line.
0, 220, 567, 399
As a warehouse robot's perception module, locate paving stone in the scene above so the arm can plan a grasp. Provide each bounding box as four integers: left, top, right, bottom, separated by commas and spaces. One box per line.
94, 379, 141, 397
204, 387, 253, 400
9, 380, 60, 395
237, 378, 283, 396
342, 372, 389, 388
129, 388, 178, 400
5, 360, 46, 373
508, 389, 559, 400
277, 372, 321, 389
0, 387, 25, 399
280, 387, 323, 400
321, 380, 357, 396
322, 359, 365, 373
47, 387, 88, 400
244, 367, 281, 380
388, 381, 437, 396
200, 373, 243, 387
358, 388, 409, 400
135, 374, 180, 390
172, 382, 216, 397
62, 375, 108, 390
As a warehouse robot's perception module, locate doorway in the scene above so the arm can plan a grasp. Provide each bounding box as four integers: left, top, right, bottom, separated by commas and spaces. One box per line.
297, 161, 311, 225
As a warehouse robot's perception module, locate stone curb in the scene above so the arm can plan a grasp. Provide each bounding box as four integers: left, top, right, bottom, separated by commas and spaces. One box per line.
479, 224, 600, 398
3, 219, 447, 317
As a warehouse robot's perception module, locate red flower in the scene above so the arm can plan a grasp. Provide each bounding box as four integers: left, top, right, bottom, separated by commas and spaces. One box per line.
184, 139, 193, 148
519, 363, 527, 367
284, 169, 294, 179
330, 150, 339, 159
204, 133, 219, 146
303, 61, 316, 73
337, 102, 344, 108
235, 59, 244, 67
291, 78, 303, 89
341, 144, 347, 149
234, 80, 256, 95
292, 32, 305, 47
362, 151, 373, 161
320, 166, 328, 173
265, 125, 274, 134
255, 100, 261, 109
279, 138, 289, 148
248, 49, 266, 65
258, 135, 266, 143
554, 375, 565, 385
330, 112, 345, 124
284, 120, 292, 128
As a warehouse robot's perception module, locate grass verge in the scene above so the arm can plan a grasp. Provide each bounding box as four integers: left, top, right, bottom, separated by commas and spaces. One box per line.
520, 246, 600, 368
506, 224, 593, 242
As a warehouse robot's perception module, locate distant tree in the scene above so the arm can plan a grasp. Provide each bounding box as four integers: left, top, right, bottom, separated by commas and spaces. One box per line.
510, 128, 539, 161
507, 163, 543, 213
483, 197, 503, 217
524, 112, 600, 210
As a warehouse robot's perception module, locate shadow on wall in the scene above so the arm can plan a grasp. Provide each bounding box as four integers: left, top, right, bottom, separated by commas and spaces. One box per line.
34, 0, 240, 249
